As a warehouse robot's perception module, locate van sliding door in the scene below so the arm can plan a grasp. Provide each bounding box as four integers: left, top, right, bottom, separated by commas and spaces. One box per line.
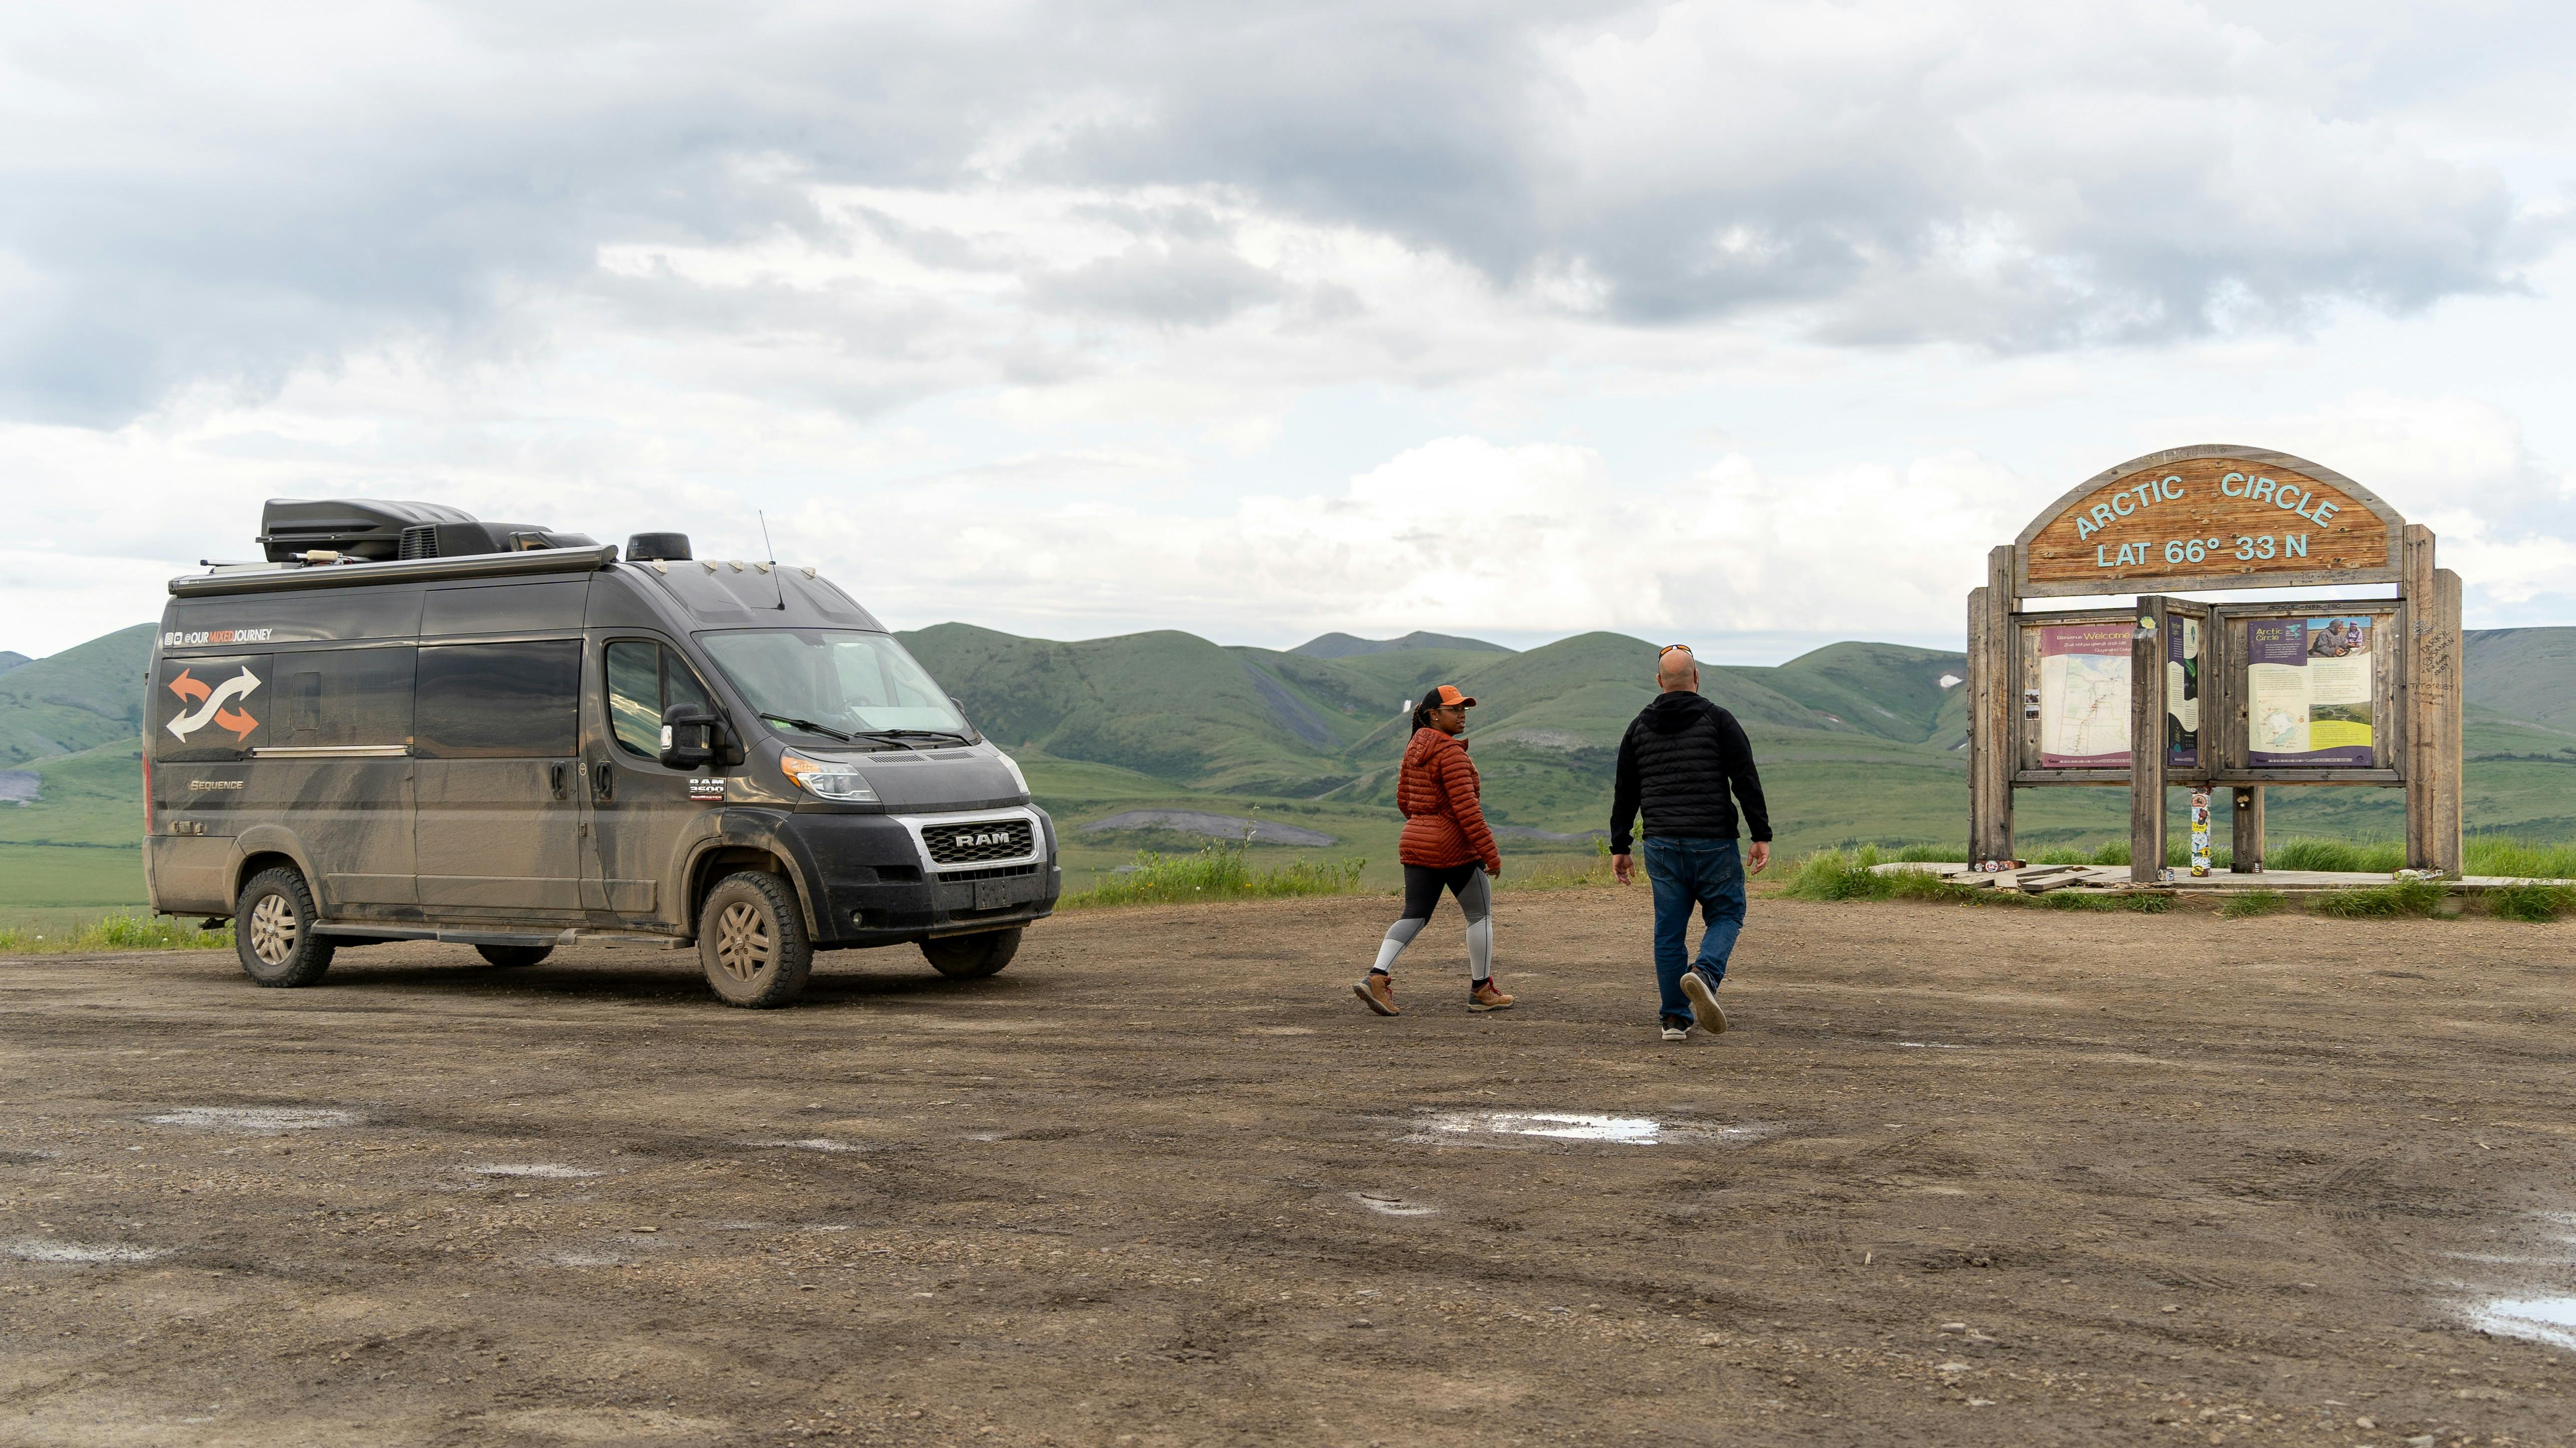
413, 640, 586, 914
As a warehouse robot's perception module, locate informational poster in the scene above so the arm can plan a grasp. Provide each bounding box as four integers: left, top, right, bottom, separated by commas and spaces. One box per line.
2246, 616, 2376, 767
2037, 622, 2132, 767
2166, 613, 2200, 769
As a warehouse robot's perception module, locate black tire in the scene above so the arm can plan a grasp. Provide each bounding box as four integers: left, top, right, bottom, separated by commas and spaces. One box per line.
233, 867, 336, 988
920, 927, 1022, 979
697, 871, 813, 1008
476, 944, 553, 968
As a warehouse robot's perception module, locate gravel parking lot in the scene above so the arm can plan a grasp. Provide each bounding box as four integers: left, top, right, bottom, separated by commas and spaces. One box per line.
4, 888, 2574, 1445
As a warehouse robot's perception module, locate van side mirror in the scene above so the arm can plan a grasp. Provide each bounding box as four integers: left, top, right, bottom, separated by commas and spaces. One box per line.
660, 704, 723, 770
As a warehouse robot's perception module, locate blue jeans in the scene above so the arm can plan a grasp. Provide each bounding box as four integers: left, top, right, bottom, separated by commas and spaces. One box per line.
1643, 836, 1746, 1025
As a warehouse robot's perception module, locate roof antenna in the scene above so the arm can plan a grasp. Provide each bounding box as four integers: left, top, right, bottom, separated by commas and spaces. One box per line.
758, 510, 784, 610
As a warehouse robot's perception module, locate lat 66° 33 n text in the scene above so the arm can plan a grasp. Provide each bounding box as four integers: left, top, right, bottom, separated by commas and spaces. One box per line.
2094, 534, 2312, 568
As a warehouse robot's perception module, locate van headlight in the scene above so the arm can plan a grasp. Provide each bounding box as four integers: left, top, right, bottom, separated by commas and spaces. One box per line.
780, 751, 878, 802
996, 749, 1029, 798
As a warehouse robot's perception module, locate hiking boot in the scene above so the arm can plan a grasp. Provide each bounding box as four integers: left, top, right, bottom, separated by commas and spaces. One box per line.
1661, 1016, 1691, 1042
1353, 971, 1398, 1016
1680, 969, 1727, 1034
1468, 979, 1515, 1012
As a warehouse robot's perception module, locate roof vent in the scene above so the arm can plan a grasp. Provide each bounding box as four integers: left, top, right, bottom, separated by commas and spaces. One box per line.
626, 532, 692, 562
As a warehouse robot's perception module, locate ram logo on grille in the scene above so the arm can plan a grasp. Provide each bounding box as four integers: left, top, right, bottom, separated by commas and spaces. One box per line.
925, 819, 1034, 866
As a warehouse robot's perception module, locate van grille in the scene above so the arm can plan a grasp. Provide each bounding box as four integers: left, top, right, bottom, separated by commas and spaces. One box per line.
941, 862, 1040, 883
923, 819, 1034, 867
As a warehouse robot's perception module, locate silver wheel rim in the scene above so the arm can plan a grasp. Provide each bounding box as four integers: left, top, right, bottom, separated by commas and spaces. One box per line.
714, 901, 772, 983
249, 894, 296, 966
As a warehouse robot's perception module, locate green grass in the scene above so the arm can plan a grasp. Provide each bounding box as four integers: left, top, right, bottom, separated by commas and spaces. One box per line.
2033, 890, 2171, 913
0, 842, 145, 909
2484, 881, 2576, 922
2313, 878, 2451, 919
2220, 889, 2289, 918
1782, 846, 2168, 912
1058, 839, 1370, 909
0, 912, 232, 955
1498, 840, 1620, 892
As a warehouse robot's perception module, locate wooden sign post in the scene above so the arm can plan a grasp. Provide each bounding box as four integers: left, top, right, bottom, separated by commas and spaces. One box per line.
1966, 445, 2463, 882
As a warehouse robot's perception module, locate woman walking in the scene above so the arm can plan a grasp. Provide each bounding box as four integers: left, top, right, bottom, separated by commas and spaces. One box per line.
1354, 684, 1513, 1015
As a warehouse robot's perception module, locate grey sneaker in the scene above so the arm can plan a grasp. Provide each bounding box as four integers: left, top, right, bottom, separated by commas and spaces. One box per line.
1680, 970, 1727, 1034
1660, 1016, 1690, 1042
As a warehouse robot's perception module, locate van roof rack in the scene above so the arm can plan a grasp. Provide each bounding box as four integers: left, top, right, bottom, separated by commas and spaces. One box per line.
171, 544, 619, 598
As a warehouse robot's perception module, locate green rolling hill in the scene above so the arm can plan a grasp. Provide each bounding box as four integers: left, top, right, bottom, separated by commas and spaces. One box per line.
7, 619, 2576, 914
0, 622, 154, 767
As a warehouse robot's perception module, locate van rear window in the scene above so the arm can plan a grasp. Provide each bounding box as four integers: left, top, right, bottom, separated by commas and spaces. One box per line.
415, 641, 581, 758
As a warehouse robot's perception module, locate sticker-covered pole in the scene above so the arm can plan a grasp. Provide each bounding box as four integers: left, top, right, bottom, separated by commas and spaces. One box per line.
2129, 597, 2169, 886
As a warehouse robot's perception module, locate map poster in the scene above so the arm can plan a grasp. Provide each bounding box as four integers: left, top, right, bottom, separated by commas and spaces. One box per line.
2037, 622, 2132, 767
2246, 617, 2376, 767
2166, 612, 2200, 770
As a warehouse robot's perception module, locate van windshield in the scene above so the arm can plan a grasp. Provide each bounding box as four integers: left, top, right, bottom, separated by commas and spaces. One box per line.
697, 629, 973, 742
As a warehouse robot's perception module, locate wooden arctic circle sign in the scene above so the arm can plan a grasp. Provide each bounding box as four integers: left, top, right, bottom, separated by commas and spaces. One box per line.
2014, 444, 2402, 598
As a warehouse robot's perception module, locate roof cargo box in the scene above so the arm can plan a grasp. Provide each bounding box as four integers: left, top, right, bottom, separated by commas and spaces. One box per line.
258, 499, 600, 562
258, 499, 477, 562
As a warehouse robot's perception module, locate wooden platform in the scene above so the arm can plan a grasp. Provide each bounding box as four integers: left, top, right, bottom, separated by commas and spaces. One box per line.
1869, 862, 2567, 895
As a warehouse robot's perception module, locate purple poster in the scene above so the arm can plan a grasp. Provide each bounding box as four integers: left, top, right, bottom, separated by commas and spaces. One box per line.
2245, 617, 2376, 767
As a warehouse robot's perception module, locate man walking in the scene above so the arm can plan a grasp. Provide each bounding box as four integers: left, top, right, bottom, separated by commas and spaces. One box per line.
1609, 645, 1772, 1041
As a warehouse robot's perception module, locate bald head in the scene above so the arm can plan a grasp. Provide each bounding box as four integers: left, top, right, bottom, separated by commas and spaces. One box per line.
1656, 647, 1699, 693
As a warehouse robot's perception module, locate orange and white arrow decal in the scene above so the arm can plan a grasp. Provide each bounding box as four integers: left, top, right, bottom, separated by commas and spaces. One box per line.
166, 665, 260, 742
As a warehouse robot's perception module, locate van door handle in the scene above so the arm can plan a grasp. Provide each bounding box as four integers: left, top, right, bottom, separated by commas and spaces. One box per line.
591, 761, 614, 802
549, 763, 568, 800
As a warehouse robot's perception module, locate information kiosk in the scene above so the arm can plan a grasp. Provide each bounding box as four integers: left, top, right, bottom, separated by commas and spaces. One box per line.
1964, 445, 2463, 883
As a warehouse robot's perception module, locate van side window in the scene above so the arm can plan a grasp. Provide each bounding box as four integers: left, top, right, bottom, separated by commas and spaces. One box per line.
606, 641, 716, 760
416, 641, 581, 758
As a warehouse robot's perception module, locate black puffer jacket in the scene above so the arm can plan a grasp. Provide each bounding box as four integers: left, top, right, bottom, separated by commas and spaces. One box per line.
1608, 691, 1771, 852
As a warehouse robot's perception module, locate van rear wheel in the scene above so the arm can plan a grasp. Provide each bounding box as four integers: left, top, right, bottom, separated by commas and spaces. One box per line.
697, 871, 813, 1008
920, 927, 1021, 979
234, 867, 336, 988
476, 944, 553, 968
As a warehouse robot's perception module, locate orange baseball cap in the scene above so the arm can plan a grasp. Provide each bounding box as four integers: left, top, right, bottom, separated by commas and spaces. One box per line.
1424, 684, 1477, 708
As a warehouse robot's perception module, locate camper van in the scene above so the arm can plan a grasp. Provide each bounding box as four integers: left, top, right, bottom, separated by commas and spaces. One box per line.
146, 500, 1059, 1007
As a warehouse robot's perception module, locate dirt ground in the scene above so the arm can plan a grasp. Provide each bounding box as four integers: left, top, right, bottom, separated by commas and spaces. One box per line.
5, 886, 2576, 1447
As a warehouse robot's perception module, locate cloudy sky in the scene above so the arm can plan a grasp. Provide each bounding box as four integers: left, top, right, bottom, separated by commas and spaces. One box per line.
7, 1, 2575, 661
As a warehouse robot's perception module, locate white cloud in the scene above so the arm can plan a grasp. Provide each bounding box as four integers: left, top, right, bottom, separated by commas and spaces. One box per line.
5, 2, 2576, 662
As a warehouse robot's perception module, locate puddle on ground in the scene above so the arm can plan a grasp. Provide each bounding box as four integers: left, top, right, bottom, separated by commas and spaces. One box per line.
142, 1107, 358, 1134
2473, 1296, 2576, 1350
468, 1163, 600, 1179
742, 1138, 867, 1154
1351, 1193, 1436, 1217
7, 1238, 171, 1264
1246, 1027, 1315, 1036
1404, 1110, 1777, 1148
1897, 1042, 1969, 1050
542, 1251, 631, 1267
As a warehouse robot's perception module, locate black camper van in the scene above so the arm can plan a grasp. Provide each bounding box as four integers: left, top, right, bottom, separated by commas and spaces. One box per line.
146, 500, 1059, 1007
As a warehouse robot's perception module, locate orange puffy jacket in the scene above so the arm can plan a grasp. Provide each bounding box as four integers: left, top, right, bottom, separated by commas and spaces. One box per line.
1397, 727, 1502, 874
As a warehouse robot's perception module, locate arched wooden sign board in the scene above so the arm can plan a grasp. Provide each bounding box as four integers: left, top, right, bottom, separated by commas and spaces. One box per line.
1966, 444, 2462, 880
2013, 444, 2405, 598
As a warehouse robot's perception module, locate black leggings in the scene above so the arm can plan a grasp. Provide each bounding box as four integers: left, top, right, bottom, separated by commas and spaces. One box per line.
1401, 862, 1489, 920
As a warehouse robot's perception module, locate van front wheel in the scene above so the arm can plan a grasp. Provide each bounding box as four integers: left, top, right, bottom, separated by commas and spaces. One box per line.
920, 927, 1021, 979
234, 867, 336, 988
697, 871, 813, 1008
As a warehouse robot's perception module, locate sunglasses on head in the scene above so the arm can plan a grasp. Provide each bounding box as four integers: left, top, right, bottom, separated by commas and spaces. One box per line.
1659, 644, 1693, 658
